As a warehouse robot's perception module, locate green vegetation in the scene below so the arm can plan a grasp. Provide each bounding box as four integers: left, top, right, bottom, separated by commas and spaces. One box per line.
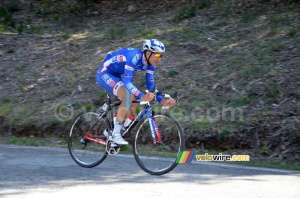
164, 84, 173, 90
0, 24, 6, 32
106, 23, 127, 39
192, 118, 212, 132
173, 6, 196, 22
0, 103, 11, 117
219, 128, 231, 139
6, 49, 14, 53
261, 146, 270, 155
0, 135, 66, 147
0, 4, 22, 33
166, 70, 179, 77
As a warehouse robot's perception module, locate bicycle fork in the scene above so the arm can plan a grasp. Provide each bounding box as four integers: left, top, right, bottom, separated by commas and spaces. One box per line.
148, 110, 162, 144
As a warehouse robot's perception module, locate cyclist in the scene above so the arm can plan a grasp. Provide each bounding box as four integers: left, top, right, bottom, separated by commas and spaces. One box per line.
96, 39, 176, 145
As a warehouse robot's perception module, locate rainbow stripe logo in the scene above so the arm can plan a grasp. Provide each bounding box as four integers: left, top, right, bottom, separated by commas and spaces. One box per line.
176, 151, 196, 164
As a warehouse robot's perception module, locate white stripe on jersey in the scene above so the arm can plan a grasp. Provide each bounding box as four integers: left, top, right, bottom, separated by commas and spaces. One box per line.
125, 65, 134, 71
103, 59, 112, 67
146, 70, 154, 74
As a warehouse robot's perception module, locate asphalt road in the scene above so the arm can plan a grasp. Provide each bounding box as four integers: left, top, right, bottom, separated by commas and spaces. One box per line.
0, 144, 299, 198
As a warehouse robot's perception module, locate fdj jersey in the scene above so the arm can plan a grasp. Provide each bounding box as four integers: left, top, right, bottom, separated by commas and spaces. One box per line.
96, 48, 156, 99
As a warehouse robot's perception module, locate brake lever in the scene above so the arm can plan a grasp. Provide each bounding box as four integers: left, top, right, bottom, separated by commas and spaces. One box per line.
161, 91, 180, 109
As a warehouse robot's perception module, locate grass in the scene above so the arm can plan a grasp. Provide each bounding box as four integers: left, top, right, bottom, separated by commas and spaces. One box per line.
106, 23, 127, 39
6, 49, 15, 53
219, 128, 231, 139
0, 24, 5, 32
12, 105, 30, 123
173, 6, 196, 23
266, 83, 281, 99
17, 22, 23, 34
138, 25, 155, 38
240, 11, 259, 24
7, 136, 39, 146
15, 63, 27, 71
164, 84, 173, 90
167, 25, 201, 42
29, 24, 47, 34
0, 4, 23, 33
98, 92, 107, 100
192, 118, 212, 132
242, 64, 267, 79
229, 95, 251, 107
261, 146, 270, 155
166, 70, 179, 77
0, 135, 66, 147
0, 103, 12, 117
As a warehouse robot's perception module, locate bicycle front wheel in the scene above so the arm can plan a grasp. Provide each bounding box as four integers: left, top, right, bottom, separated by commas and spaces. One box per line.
133, 112, 185, 175
68, 111, 110, 168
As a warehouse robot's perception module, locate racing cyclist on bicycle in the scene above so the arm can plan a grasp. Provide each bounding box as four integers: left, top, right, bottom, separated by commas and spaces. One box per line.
96, 39, 176, 145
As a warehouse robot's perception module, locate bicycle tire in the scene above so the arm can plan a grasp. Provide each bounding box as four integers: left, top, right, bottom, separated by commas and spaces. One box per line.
68, 111, 110, 168
133, 112, 185, 175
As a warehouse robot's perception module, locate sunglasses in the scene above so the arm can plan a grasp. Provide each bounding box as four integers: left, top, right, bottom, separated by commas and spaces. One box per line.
154, 53, 163, 58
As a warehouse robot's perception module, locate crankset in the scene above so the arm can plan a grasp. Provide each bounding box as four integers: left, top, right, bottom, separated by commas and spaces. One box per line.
106, 140, 121, 155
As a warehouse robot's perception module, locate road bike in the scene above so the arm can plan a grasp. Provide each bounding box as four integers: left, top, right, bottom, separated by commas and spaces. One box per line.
67, 90, 185, 175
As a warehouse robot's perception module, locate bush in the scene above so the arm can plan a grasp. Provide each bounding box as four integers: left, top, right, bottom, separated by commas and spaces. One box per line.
173, 6, 196, 23
0, 4, 21, 32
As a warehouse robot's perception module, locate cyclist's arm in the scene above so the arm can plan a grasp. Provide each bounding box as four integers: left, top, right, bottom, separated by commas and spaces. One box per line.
145, 65, 155, 90
145, 65, 163, 102
123, 65, 143, 98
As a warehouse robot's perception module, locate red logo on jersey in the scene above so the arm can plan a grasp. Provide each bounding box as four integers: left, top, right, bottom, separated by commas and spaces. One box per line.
119, 55, 125, 62
109, 81, 115, 86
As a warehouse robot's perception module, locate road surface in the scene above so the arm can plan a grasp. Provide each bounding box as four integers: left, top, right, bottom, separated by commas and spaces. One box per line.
0, 144, 299, 198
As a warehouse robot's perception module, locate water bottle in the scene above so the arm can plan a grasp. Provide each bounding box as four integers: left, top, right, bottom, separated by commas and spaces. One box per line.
113, 113, 117, 123
122, 115, 135, 129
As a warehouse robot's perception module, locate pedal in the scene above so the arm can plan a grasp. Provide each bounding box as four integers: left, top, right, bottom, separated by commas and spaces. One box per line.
106, 140, 120, 155
108, 147, 120, 155
110, 142, 117, 147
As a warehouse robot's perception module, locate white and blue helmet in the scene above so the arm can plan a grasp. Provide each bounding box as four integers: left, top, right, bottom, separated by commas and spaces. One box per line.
143, 39, 165, 53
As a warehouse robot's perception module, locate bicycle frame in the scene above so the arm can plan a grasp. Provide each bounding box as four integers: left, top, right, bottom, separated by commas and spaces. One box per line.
122, 103, 162, 144
84, 130, 107, 145
92, 93, 162, 146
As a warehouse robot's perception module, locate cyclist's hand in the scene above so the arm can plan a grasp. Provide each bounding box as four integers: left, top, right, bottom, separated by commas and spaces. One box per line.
161, 98, 176, 108
141, 92, 155, 101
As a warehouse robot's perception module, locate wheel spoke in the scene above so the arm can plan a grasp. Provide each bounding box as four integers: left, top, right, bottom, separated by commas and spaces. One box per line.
68, 111, 109, 168
133, 113, 184, 175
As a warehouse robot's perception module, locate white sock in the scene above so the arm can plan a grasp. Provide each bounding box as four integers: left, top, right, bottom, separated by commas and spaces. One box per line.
112, 122, 122, 135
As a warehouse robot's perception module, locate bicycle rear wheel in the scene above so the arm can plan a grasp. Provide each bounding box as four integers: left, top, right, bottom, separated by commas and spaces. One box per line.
68, 111, 110, 168
133, 112, 185, 175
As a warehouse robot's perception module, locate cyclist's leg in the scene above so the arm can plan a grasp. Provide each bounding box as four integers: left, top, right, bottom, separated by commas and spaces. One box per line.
97, 71, 134, 122
115, 86, 136, 123
96, 66, 136, 120
110, 87, 135, 144
125, 87, 138, 117
96, 69, 133, 144
129, 100, 138, 117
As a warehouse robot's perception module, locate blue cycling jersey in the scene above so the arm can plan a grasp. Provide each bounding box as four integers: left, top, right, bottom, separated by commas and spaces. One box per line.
97, 48, 156, 99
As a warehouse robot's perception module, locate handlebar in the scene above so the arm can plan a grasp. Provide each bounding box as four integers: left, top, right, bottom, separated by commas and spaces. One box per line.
135, 89, 178, 109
